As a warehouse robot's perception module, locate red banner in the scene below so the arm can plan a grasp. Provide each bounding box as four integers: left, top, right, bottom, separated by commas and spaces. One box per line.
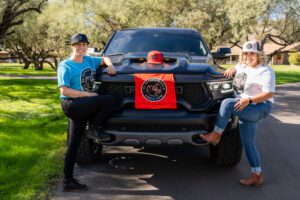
134, 73, 177, 109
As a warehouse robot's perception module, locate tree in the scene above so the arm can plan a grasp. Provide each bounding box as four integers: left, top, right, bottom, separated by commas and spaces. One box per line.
5, 0, 88, 70
174, 0, 231, 49
0, 0, 47, 42
6, 23, 59, 70
82, 0, 300, 53
4, 0, 299, 69
226, 0, 300, 62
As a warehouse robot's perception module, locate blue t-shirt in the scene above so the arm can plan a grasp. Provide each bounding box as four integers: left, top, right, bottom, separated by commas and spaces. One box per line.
57, 56, 102, 99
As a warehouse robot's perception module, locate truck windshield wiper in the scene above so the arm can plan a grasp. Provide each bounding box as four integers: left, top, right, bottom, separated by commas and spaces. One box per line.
106, 52, 128, 56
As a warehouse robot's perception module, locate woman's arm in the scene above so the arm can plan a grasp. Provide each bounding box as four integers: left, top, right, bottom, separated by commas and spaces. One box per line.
60, 86, 98, 98
249, 92, 274, 103
234, 92, 274, 111
101, 56, 116, 75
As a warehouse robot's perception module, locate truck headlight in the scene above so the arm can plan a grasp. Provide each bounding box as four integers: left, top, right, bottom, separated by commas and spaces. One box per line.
207, 81, 233, 93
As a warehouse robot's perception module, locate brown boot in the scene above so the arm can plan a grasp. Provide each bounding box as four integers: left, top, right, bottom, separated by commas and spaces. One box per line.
199, 132, 221, 146
240, 173, 264, 187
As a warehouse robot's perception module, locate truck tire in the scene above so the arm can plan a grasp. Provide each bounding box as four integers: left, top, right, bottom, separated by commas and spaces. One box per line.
209, 117, 242, 166
66, 120, 103, 164
76, 133, 103, 164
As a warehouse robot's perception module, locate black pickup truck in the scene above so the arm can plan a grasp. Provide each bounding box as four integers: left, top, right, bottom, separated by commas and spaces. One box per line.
76, 28, 242, 166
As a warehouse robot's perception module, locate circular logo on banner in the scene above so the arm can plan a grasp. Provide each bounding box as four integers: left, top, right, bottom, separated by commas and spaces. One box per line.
142, 78, 167, 102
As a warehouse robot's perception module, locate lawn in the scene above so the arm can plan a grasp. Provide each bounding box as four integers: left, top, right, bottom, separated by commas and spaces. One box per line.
0, 63, 57, 76
221, 64, 300, 85
272, 65, 300, 85
0, 78, 66, 200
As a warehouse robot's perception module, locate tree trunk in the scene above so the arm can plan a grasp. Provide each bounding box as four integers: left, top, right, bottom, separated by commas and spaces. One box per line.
267, 55, 273, 64
22, 61, 31, 69
44, 60, 55, 71
33, 61, 42, 70
39, 61, 44, 70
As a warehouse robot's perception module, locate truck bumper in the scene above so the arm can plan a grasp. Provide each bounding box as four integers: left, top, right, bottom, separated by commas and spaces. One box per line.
87, 109, 217, 146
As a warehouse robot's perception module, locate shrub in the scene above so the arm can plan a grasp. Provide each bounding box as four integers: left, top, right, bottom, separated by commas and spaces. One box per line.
288, 52, 300, 65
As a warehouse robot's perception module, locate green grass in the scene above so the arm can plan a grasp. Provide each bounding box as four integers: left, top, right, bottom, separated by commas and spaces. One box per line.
272, 65, 300, 85
221, 64, 300, 85
0, 63, 57, 76
0, 78, 66, 200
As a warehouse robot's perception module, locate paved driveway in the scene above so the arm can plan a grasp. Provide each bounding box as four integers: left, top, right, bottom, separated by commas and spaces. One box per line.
52, 82, 300, 200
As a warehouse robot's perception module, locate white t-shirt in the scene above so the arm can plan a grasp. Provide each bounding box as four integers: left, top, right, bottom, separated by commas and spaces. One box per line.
233, 63, 275, 103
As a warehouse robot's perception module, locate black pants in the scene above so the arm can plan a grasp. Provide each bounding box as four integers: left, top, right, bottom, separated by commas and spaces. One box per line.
61, 95, 116, 179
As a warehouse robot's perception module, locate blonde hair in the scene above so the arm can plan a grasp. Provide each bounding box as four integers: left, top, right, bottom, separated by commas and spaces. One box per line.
238, 51, 267, 65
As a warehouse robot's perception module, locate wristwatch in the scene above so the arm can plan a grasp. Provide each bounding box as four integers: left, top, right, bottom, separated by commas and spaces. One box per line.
248, 97, 253, 104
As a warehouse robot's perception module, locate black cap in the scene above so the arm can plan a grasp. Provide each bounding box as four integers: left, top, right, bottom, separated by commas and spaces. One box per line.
70, 33, 89, 45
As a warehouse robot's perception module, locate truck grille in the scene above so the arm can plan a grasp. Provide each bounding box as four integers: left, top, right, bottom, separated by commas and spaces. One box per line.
98, 82, 211, 108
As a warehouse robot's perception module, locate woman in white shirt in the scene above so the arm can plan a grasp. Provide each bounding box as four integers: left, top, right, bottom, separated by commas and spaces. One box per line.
200, 41, 275, 187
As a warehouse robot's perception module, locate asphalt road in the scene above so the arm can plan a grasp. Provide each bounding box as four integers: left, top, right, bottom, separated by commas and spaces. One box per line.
52, 82, 300, 200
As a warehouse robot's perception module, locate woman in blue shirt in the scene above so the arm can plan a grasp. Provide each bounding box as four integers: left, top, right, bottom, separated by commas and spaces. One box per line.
57, 33, 116, 191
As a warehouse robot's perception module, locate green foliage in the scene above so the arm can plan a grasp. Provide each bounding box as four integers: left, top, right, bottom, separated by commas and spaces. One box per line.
66, 0, 300, 51
175, 0, 230, 49
288, 52, 300, 65
0, 0, 46, 40
5, 1, 79, 70
0, 78, 66, 200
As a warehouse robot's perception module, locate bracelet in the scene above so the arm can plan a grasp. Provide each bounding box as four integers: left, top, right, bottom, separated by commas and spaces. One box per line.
248, 97, 253, 104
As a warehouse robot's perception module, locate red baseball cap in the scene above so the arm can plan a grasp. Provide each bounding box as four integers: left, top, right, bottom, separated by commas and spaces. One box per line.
147, 50, 164, 64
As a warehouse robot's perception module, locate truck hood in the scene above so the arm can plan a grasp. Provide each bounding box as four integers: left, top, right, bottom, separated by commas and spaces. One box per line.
99, 52, 223, 76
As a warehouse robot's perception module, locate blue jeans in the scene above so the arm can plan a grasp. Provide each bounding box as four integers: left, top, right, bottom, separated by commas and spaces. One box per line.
214, 98, 272, 173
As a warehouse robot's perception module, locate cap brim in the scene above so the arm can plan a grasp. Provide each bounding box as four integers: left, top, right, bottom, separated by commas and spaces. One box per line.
147, 61, 163, 64
242, 50, 262, 54
71, 41, 89, 45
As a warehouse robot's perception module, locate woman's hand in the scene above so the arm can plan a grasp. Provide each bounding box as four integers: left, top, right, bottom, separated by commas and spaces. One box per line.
222, 67, 236, 78
234, 98, 249, 111
107, 65, 116, 75
103, 56, 116, 75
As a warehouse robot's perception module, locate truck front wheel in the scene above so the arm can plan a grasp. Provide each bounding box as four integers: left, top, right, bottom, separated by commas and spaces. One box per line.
76, 133, 103, 164
67, 121, 103, 164
209, 117, 242, 166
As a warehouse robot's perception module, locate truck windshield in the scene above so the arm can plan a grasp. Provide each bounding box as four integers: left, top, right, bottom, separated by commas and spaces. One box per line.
104, 30, 208, 56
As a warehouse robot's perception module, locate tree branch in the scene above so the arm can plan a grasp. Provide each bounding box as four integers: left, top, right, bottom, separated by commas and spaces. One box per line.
268, 34, 289, 46
95, 13, 117, 32
8, 19, 24, 27
13, 0, 46, 17
228, 40, 242, 48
